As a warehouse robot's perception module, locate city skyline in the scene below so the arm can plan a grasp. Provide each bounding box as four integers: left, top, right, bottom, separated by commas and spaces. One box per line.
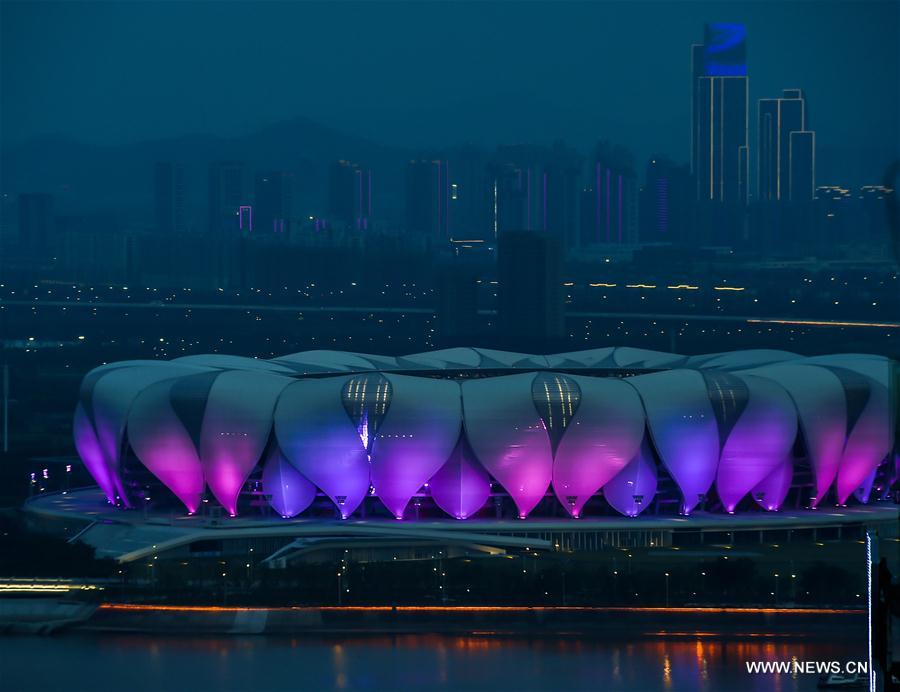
1, 1, 897, 188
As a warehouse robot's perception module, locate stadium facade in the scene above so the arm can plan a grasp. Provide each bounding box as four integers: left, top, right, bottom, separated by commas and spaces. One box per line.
73, 347, 896, 522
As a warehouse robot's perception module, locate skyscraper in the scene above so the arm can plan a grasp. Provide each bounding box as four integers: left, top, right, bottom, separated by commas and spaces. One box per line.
759, 89, 815, 202
328, 160, 372, 232
691, 23, 749, 204
490, 144, 580, 250
446, 145, 493, 242
580, 142, 638, 246
497, 230, 565, 347
789, 131, 815, 202
154, 162, 185, 234
208, 162, 247, 234
406, 159, 449, 239
254, 171, 292, 234
640, 157, 693, 244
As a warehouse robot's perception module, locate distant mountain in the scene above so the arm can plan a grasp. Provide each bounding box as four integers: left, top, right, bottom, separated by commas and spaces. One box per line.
0, 117, 413, 226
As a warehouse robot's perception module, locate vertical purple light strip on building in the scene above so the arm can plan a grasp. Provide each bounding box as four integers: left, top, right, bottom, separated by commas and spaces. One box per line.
542, 172, 548, 231
605, 170, 611, 242
617, 174, 623, 243
595, 164, 602, 243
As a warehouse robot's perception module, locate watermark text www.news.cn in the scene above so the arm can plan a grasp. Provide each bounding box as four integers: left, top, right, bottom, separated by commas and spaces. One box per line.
746, 660, 867, 675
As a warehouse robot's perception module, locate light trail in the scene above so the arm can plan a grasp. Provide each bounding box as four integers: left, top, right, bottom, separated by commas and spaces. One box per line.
98, 604, 863, 615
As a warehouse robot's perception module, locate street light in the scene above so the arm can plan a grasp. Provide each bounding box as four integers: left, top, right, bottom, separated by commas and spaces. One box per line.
664, 572, 670, 607
773, 573, 780, 604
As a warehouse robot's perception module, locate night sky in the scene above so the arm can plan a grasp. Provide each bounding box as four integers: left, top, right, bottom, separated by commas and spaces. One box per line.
2, 1, 898, 181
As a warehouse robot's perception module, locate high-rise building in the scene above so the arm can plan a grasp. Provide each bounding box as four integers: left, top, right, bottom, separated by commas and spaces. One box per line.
154, 162, 185, 233
254, 171, 292, 234
691, 23, 749, 204
208, 162, 247, 234
17, 193, 54, 255
497, 230, 565, 347
580, 142, 638, 246
758, 89, 814, 201
640, 158, 693, 244
490, 144, 580, 250
789, 131, 815, 202
446, 146, 493, 242
328, 160, 372, 231
406, 159, 449, 238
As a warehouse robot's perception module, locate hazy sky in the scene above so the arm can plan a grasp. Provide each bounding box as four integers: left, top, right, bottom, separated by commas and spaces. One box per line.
2, 1, 898, 178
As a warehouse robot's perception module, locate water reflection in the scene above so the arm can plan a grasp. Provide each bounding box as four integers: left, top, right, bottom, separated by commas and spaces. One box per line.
0, 633, 861, 692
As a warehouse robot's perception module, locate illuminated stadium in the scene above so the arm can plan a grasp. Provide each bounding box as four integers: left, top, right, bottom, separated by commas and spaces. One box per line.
69, 347, 895, 526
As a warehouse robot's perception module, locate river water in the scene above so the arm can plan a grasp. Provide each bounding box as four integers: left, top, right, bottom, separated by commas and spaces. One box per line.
0, 632, 865, 691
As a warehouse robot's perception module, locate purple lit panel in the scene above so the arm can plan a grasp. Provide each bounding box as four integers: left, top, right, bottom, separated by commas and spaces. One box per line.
715, 375, 797, 512
853, 468, 877, 504
89, 363, 209, 506
744, 364, 846, 507
800, 357, 893, 504
603, 440, 658, 517
617, 174, 622, 243
750, 458, 793, 511
462, 374, 553, 518
605, 169, 611, 241
628, 369, 720, 514
370, 375, 461, 519
429, 437, 491, 520
836, 375, 889, 504
262, 446, 317, 518
199, 371, 292, 515
73, 403, 115, 502
126, 379, 205, 513
274, 377, 369, 518
552, 376, 644, 518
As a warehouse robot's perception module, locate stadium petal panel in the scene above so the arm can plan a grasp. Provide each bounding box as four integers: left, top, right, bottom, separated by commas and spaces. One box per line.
72, 347, 896, 520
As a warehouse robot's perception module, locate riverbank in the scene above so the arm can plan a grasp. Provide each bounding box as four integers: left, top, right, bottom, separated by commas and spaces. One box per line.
0, 599, 866, 638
